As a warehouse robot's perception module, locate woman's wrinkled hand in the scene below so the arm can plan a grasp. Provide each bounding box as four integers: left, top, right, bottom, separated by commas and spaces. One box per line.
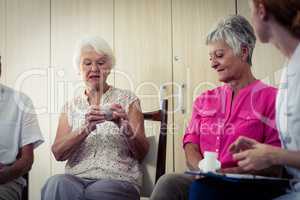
109, 104, 135, 138
109, 104, 128, 126
229, 136, 258, 154
84, 105, 106, 134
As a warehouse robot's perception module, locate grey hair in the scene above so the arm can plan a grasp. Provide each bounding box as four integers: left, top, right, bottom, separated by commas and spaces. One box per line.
73, 36, 115, 72
206, 15, 256, 66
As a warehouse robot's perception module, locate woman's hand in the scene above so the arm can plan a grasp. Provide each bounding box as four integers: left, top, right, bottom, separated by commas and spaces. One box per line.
229, 136, 258, 153
109, 104, 136, 138
84, 105, 106, 134
109, 104, 127, 125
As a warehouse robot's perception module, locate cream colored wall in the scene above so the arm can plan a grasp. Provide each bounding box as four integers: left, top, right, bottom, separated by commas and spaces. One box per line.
1, 1, 51, 200
0, 0, 5, 83
114, 0, 174, 173
0, 0, 285, 199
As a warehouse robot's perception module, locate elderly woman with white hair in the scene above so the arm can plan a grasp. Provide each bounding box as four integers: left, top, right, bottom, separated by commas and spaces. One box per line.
150, 15, 282, 200
41, 36, 149, 200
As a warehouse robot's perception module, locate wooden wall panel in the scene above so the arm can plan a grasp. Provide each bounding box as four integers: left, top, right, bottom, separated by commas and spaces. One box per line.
5, 0, 51, 199
114, 0, 174, 173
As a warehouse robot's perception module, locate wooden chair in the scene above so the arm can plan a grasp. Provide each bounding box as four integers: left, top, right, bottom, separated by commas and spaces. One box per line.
140, 99, 168, 198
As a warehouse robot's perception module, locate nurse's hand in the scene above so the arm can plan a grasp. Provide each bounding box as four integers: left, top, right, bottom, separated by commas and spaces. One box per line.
232, 143, 279, 171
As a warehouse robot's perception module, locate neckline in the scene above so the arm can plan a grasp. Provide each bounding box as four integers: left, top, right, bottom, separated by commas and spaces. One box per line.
83, 85, 114, 106
225, 79, 260, 95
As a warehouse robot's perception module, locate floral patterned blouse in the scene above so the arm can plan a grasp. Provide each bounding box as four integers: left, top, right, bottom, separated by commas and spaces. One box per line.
62, 86, 142, 191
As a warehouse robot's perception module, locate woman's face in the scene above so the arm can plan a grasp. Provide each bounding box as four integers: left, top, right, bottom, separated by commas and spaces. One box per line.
79, 49, 111, 90
249, 0, 270, 43
208, 41, 247, 83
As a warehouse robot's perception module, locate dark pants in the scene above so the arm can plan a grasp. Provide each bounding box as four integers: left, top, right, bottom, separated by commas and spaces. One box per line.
189, 176, 288, 200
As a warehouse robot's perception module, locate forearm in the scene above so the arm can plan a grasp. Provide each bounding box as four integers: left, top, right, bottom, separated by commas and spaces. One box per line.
184, 143, 203, 170
124, 131, 149, 162
4, 158, 32, 183
52, 127, 88, 161
1, 144, 34, 184
273, 148, 300, 169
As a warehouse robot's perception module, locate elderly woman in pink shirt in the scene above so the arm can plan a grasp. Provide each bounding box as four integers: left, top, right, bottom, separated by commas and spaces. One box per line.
150, 15, 281, 200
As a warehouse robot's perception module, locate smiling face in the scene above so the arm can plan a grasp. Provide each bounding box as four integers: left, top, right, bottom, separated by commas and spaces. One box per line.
208, 40, 249, 83
79, 48, 111, 90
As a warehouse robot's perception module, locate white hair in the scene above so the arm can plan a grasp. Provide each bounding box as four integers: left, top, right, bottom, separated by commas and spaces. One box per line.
73, 36, 115, 72
206, 15, 256, 66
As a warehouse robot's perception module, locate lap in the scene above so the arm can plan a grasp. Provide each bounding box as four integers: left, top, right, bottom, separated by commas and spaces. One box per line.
85, 179, 139, 200
44, 174, 85, 189
150, 173, 194, 200
0, 180, 23, 200
155, 173, 194, 187
189, 177, 287, 200
43, 174, 139, 200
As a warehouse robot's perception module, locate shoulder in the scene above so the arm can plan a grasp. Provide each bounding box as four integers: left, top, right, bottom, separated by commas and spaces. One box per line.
1, 85, 36, 114
193, 85, 225, 105
2, 84, 32, 102
251, 81, 277, 100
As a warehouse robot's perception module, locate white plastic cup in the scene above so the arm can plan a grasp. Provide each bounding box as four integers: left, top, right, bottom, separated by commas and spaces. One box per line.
198, 151, 221, 173
100, 104, 113, 121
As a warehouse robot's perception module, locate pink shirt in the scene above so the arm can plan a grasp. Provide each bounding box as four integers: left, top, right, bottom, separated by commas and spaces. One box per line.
183, 80, 281, 168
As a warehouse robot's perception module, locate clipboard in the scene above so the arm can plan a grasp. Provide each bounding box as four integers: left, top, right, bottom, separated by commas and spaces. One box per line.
185, 170, 292, 185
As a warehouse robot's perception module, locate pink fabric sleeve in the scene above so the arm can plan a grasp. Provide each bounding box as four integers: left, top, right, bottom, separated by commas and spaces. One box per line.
183, 97, 201, 147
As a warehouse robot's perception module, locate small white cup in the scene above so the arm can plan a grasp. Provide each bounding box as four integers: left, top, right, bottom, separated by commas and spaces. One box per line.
198, 151, 221, 173
100, 104, 114, 121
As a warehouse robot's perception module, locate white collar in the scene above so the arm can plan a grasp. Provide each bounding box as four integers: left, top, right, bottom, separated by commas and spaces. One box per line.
287, 42, 300, 76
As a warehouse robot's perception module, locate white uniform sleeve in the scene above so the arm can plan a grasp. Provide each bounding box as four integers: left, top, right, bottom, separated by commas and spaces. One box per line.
20, 96, 44, 148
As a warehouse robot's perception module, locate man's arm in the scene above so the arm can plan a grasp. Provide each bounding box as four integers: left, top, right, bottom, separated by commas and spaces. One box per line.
0, 144, 33, 184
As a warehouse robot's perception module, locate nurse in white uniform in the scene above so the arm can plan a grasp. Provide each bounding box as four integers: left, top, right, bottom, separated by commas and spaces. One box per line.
228, 0, 300, 199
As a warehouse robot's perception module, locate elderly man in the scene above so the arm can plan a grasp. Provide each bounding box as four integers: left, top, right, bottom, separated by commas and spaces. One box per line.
0, 56, 44, 200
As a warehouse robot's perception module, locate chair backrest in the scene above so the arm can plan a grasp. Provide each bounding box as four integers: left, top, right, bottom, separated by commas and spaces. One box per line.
140, 99, 168, 197
22, 173, 29, 200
